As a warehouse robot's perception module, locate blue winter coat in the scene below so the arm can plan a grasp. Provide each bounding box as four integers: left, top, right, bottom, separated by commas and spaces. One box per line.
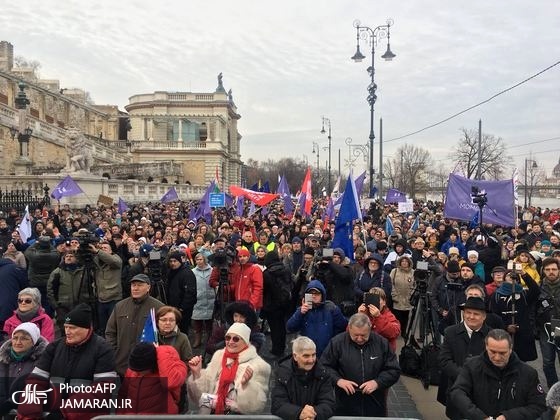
286, 280, 348, 356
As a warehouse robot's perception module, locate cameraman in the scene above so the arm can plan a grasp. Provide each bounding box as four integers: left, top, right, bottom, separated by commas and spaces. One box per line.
431, 261, 464, 336
91, 241, 123, 336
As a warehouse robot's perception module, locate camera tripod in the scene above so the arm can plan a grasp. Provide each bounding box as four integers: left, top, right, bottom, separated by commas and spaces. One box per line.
404, 288, 439, 389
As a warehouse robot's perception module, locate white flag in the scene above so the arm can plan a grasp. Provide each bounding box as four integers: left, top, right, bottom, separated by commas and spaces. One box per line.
18, 205, 32, 243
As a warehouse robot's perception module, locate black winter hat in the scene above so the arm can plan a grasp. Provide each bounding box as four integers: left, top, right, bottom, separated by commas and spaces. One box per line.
64, 303, 92, 328
167, 251, 183, 263
447, 260, 461, 274
263, 251, 280, 266
303, 247, 315, 256
129, 342, 157, 372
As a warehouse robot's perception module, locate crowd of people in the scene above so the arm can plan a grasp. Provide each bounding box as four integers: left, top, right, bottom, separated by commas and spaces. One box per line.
0, 199, 559, 418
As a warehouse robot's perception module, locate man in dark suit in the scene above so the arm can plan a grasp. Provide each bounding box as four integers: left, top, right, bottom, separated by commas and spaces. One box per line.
437, 297, 490, 419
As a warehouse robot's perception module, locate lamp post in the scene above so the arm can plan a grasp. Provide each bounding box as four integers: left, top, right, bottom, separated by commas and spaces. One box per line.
311, 141, 321, 173
10, 82, 33, 159
524, 158, 538, 208
352, 18, 395, 197
320, 116, 332, 195
344, 137, 369, 174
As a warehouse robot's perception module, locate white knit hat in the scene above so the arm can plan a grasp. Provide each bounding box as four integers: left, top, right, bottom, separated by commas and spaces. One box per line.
226, 322, 251, 345
13, 322, 40, 345
467, 250, 478, 258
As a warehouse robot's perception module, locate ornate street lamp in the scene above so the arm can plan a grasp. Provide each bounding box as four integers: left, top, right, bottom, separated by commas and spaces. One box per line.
10, 82, 33, 158
352, 18, 396, 197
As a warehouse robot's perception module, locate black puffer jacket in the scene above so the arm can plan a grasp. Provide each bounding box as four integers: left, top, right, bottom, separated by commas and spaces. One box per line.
166, 265, 197, 317
271, 359, 335, 420
263, 253, 293, 310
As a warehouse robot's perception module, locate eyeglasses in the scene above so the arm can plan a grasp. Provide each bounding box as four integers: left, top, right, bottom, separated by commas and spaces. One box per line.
18, 298, 33, 304
12, 335, 31, 342
224, 335, 241, 343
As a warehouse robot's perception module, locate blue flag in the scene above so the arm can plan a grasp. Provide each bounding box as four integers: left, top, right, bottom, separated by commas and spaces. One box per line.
385, 217, 394, 236
117, 197, 128, 214
469, 211, 479, 229
410, 215, 420, 232
161, 187, 179, 203
331, 173, 362, 262
139, 308, 157, 343
354, 171, 367, 197
261, 181, 270, 193
277, 175, 294, 215
51, 175, 84, 200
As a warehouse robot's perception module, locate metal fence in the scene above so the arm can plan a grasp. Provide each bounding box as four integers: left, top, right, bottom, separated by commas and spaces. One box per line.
0, 185, 50, 213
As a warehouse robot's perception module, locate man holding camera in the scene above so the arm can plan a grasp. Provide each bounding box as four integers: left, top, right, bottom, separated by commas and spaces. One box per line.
90, 241, 123, 336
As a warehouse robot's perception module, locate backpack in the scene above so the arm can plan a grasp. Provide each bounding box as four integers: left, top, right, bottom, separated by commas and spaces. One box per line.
399, 343, 421, 377
420, 342, 441, 388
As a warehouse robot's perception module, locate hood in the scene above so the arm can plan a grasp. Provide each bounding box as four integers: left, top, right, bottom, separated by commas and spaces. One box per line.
0, 336, 49, 364
224, 300, 258, 329
305, 279, 326, 301
364, 253, 384, 267
397, 254, 413, 268
395, 238, 409, 250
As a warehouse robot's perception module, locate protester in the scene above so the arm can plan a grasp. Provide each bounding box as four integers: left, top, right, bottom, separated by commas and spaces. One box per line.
3, 287, 55, 342
389, 254, 415, 335
320, 313, 401, 417
17, 304, 117, 420
191, 252, 215, 348
0, 256, 28, 332
0, 323, 48, 416
105, 273, 165, 376
357, 286, 400, 352
188, 322, 271, 414
286, 280, 347, 357
118, 342, 188, 414
156, 305, 192, 362
165, 251, 197, 334
271, 336, 336, 420
449, 328, 546, 420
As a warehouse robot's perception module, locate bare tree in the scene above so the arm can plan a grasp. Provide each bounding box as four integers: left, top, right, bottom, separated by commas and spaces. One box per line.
13, 55, 41, 78
383, 144, 432, 198
426, 163, 451, 202
524, 160, 546, 206
451, 128, 512, 180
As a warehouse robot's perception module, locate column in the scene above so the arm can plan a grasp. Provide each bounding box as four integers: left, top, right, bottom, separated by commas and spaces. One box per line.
177, 119, 183, 142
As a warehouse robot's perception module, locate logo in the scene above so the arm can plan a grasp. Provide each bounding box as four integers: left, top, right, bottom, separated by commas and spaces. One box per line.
370, 356, 378, 360
12, 384, 52, 405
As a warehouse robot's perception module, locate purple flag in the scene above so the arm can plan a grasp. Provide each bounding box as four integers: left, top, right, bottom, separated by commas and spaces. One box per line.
354, 171, 367, 197
443, 174, 515, 226
248, 201, 256, 216
261, 205, 269, 216
385, 188, 407, 203
225, 193, 234, 208
188, 205, 197, 221
199, 181, 216, 224
297, 193, 307, 215
161, 187, 179, 203
277, 175, 294, 215
117, 197, 128, 214
324, 197, 335, 224
51, 175, 84, 200
236, 197, 244, 217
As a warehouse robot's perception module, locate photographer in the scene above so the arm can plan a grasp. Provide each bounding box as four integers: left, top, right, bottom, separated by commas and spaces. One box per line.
488, 269, 539, 362
91, 241, 123, 336
431, 261, 464, 335
357, 287, 400, 352
313, 248, 354, 313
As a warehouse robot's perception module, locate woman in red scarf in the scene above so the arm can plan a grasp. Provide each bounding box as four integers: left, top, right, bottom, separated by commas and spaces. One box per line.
188, 322, 271, 414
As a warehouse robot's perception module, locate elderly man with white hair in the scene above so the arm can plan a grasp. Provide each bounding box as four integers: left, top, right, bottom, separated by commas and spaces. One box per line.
271, 336, 335, 420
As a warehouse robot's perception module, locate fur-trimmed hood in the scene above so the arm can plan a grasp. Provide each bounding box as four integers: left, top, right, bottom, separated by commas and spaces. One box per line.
0, 336, 48, 364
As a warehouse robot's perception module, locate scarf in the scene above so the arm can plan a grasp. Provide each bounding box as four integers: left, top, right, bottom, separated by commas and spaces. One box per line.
215, 346, 246, 414
10, 347, 31, 362
17, 307, 39, 322
496, 281, 523, 296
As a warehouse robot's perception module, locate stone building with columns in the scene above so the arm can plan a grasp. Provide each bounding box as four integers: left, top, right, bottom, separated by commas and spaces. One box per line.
0, 40, 243, 190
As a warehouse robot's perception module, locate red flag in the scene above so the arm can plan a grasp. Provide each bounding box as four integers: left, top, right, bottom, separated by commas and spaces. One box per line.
300, 167, 312, 216
229, 185, 279, 206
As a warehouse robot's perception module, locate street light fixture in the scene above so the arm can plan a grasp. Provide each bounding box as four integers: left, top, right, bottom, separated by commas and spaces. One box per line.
524, 158, 538, 208
352, 18, 395, 197
11, 82, 33, 158
344, 137, 369, 174
311, 141, 321, 173
320, 116, 332, 194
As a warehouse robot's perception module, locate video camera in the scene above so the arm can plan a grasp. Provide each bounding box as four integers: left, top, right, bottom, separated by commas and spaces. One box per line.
75, 230, 100, 266
471, 186, 488, 206
213, 245, 238, 269
410, 261, 431, 306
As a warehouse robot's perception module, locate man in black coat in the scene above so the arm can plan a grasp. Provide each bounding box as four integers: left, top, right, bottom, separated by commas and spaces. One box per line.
271, 336, 335, 420
320, 313, 400, 417
437, 297, 491, 416
449, 328, 546, 420
166, 251, 197, 334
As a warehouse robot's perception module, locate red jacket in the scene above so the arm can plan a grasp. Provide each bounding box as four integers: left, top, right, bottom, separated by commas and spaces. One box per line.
210, 262, 263, 310
365, 307, 401, 352
4, 307, 55, 342
119, 345, 188, 414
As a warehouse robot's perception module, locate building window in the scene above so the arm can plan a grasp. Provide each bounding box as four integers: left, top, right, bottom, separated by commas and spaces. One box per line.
171, 119, 200, 142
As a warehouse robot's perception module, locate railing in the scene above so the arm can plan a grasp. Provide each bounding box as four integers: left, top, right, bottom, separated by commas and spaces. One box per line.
129, 140, 209, 150
0, 185, 50, 212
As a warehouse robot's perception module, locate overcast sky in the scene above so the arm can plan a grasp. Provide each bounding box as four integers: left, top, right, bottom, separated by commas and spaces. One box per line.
2, 1, 559, 180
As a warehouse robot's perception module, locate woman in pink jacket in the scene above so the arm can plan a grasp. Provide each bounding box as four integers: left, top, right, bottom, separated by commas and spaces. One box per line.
3, 287, 55, 342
